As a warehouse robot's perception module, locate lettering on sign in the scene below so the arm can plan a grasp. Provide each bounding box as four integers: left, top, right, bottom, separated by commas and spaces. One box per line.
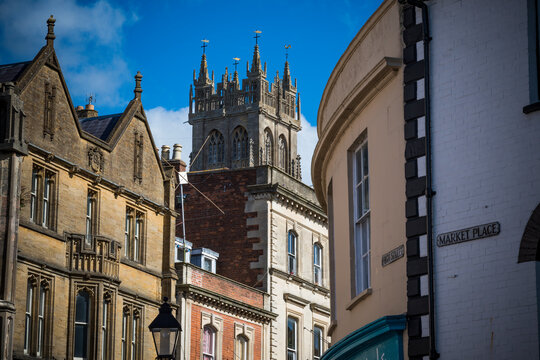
381, 245, 404, 267
436, 222, 500, 247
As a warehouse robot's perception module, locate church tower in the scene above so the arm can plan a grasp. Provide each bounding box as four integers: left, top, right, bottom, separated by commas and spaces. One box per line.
189, 41, 302, 178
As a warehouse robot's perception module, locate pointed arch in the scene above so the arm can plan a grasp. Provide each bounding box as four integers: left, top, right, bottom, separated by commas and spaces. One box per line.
207, 130, 224, 167
518, 203, 540, 263
232, 126, 249, 163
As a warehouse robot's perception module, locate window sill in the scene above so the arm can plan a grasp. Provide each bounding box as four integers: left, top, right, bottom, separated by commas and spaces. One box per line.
523, 101, 540, 114
346, 288, 372, 311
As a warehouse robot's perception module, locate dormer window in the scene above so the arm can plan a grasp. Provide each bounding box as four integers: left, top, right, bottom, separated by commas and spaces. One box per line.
191, 248, 219, 273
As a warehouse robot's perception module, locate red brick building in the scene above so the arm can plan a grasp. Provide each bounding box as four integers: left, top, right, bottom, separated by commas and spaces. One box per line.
175, 262, 274, 360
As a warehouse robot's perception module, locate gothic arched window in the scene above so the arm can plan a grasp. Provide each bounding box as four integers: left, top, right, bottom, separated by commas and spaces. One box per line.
232, 126, 248, 161
278, 135, 287, 171
208, 130, 224, 166
264, 129, 273, 165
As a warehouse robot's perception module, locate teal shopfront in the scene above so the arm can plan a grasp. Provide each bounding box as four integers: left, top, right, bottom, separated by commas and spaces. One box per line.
321, 315, 406, 360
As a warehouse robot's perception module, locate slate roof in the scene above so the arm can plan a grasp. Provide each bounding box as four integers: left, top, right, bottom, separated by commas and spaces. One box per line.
79, 113, 122, 141
0, 61, 31, 83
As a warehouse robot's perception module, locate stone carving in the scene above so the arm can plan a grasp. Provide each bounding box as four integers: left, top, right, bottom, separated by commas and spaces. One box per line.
88, 147, 104, 173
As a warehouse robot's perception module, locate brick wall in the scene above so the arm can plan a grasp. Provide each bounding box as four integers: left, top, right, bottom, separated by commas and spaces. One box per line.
189, 266, 264, 308
190, 303, 263, 360
179, 168, 263, 287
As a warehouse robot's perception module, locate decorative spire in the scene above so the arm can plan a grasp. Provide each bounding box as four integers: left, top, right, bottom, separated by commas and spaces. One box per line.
233, 57, 240, 83
283, 60, 292, 89
198, 53, 210, 84
134, 71, 142, 99
46, 15, 56, 46
250, 30, 263, 74
251, 44, 262, 73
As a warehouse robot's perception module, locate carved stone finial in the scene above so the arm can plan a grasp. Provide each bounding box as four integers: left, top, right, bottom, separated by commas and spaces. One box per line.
134, 71, 143, 99
46, 15, 56, 46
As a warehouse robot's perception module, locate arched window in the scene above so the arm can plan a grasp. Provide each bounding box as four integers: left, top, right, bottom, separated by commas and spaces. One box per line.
207, 130, 224, 166
314, 244, 322, 286
278, 135, 287, 171
232, 127, 249, 161
264, 129, 273, 165
74, 290, 90, 360
236, 335, 249, 360
203, 325, 216, 360
288, 231, 297, 275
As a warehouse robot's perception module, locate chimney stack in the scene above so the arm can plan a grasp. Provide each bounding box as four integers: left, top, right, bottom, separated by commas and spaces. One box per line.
77, 103, 98, 119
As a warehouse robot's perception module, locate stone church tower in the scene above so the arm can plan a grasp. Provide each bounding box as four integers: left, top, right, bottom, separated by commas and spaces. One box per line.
189, 44, 302, 177
173, 42, 331, 360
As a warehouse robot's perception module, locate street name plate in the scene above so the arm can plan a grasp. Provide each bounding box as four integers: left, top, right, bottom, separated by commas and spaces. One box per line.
382, 245, 404, 267
436, 222, 500, 247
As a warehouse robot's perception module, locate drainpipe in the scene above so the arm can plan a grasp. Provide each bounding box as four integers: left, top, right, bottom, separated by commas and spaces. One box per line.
399, 0, 439, 359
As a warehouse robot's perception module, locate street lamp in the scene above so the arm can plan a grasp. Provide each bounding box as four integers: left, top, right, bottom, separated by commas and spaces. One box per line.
149, 297, 182, 359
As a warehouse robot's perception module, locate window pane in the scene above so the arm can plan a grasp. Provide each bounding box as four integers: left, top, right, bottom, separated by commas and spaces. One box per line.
356, 184, 362, 220
75, 293, 89, 323
355, 149, 362, 183
287, 317, 296, 350
314, 327, 322, 357
363, 178, 369, 213
74, 324, 88, 357
362, 145, 369, 176
203, 258, 213, 272
314, 245, 320, 266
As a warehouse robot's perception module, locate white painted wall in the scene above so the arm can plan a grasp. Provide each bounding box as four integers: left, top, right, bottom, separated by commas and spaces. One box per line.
429, 0, 540, 358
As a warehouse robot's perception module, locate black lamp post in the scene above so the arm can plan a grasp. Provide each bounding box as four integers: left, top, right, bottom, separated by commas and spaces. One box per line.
148, 297, 182, 359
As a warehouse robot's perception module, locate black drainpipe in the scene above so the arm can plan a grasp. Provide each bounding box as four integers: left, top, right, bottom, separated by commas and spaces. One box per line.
399, 0, 438, 359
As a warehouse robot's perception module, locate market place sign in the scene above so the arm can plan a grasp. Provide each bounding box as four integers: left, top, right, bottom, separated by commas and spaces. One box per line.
436, 222, 500, 247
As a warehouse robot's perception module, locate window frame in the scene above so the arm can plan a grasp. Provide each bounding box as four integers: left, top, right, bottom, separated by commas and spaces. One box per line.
85, 189, 98, 247
24, 274, 52, 358
29, 163, 57, 231
287, 316, 298, 360
121, 302, 143, 360
124, 206, 145, 263
288, 231, 297, 276
349, 136, 371, 298
207, 130, 225, 167
313, 325, 324, 360
202, 325, 216, 360
313, 243, 322, 286
74, 290, 91, 360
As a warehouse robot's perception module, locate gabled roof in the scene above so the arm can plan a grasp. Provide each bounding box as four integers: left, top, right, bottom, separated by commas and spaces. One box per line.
0, 61, 31, 83
79, 113, 123, 141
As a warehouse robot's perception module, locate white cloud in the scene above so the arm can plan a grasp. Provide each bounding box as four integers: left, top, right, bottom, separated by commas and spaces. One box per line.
297, 114, 318, 186
146, 106, 192, 166
0, 0, 136, 107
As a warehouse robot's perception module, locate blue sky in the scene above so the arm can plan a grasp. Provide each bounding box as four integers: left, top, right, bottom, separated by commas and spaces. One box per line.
0, 0, 383, 183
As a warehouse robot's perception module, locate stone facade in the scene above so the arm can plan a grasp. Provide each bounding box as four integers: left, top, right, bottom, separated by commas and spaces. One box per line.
0, 17, 177, 360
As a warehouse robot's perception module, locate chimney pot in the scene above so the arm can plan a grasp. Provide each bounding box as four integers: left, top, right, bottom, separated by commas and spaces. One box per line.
172, 144, 183, 160
161, 145, 171, 160
76, 105, 84, 111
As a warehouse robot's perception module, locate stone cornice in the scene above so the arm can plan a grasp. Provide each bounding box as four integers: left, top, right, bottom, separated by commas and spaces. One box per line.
248, 182, 327, 224
177, 284, 277, 323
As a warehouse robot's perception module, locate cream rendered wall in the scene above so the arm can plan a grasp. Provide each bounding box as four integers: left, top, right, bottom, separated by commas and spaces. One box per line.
313, 0, 407, 351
